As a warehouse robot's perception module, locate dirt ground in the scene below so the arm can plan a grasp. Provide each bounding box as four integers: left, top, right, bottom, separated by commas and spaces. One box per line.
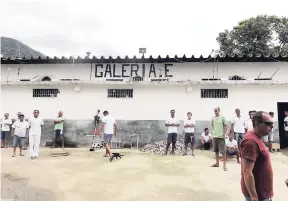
1, 148, 288, 201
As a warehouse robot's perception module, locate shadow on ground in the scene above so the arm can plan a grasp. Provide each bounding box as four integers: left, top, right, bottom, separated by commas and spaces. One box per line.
1, 173, 59, 201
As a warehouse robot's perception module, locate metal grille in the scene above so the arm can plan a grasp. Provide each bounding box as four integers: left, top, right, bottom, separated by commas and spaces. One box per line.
33, 89, 59, 98
107, 89, 133, 98
201, 89, 228, 98
132, 76, 143, 81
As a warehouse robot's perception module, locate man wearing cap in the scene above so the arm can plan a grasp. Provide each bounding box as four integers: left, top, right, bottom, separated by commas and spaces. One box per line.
11, 114, 29, 157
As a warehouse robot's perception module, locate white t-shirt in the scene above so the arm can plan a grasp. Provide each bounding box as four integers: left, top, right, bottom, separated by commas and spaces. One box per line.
225, 138, 238, 148
29, 117, 44, 135
184, 119, 195, 133
201, 132, 212, 142
12, 120, 29, 137
245, 119, 253, 131
1, 118, 12, 131
102, 115, 116, 134
231, 116, 245, 133
284, 116, 288, 131
165, 117, 180, 134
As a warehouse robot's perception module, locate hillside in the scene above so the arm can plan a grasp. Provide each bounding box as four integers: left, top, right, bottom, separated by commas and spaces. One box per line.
1, 37, 46, 58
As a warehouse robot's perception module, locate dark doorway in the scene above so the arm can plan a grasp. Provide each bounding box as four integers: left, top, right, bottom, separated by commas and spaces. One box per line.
277, 102, 288, 148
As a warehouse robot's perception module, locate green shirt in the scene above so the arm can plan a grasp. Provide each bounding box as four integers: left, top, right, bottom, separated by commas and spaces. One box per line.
54, 116, 64, 130
212, 115, 227, 138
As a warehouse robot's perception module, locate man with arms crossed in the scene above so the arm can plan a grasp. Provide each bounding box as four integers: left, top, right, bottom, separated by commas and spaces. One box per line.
164, 109, 180, 155
1, 113, 12, 148
211, 107, 228, 171
11, 113, 29, 157
28, 110, 44, 159
52, 111, 64, 149
241, 111, 273, 201
225, 133, 240, 164
99, 111, 117, 161
231, 108, 245, 149
284, 110, 288, 149
183, 112, 196, 156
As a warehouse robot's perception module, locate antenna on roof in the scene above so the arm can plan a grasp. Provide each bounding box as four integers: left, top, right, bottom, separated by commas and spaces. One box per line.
72, 55, 75, 68
270, 68, 279, 79
257, 72, 262, 79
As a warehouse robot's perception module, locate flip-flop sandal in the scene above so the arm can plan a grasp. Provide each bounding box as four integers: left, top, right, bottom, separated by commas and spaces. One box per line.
20, 154, 25, 156
210, 164, 219, 167
12, 155, 16, 157
103, 155, 109, 157
109, 156, 114, 162
224, 167, 228, 171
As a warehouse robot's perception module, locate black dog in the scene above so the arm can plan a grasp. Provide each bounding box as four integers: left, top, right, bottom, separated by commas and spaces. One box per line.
110, 153, 124, 162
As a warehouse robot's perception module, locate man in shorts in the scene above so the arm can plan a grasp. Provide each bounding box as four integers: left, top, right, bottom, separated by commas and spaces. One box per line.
164, 109, 180, 155
211, 107, 228, 171
99, 110, 117, 161
231, 108, 245, 149
1, 113, 12, 148
225, 133, 240, 164
262, 112, 275, 152
183, 112, 196, 156
11, 114, 29, 157
52, 111, 65, 149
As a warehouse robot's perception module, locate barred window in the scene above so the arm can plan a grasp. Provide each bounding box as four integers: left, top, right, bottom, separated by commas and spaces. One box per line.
107, 89, 133, 98
33, 89, 60, 98
201, 89, 228, 98
132, 76, 143, 81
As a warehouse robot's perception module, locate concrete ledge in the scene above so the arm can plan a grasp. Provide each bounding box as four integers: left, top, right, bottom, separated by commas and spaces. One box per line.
12, 119, 280, 148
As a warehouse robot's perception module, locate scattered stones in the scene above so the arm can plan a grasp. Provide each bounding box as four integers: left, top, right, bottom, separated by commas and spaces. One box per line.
140, 140, 191, 155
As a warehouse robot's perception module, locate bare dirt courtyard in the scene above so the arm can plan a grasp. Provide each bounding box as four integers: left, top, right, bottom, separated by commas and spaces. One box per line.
1, 148, 288, 201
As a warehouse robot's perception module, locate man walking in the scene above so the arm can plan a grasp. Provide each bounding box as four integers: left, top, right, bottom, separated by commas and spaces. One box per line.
52, 111, 64, 149
245, 110, 256, 133
211, 107, 228, 171
231, 108, 245, 148
284, 110, 288, 149
28, 110, 44, 159
183, 112, 196, 156
164, 109, 180, 155
241, 111, 273, 201
1, 113, 12, 148
99, 110, 117, 161
11, 114, 29, 157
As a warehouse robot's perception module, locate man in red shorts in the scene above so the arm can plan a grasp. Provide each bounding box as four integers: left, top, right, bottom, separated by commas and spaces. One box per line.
240, 111, 273, 201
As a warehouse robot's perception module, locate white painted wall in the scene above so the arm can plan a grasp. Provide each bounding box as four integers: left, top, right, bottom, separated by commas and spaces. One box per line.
1, 62, 288, 82
1, 84, 287, 120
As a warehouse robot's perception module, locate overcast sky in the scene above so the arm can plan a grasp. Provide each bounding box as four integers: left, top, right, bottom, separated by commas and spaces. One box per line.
1, 0, 288, 58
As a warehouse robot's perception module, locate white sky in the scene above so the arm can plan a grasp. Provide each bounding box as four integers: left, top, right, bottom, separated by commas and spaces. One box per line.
1, 0, 288, 58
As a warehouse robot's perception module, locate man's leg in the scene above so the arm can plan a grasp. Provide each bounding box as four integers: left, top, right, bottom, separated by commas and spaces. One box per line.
34, 135, 41, 158
60, 131, 64, 149
23, 135, 29, 150
52, 130, 59, 148
268, 133, 273, 152
235, 149, 240, 163
182, 133, 189, 156
164, 133, 172, 155
12, 135, 18, 157
29, 135, 34, 158
4, 131, 10, 148
1, 131, 5, 148
19, 137, 25, 156
171, 133, 177, 154
191, 133, 195, 156
285, 131, 288, 149
218, 138, 227, 171
103, 134, 112, 157
211, 138, 220, 167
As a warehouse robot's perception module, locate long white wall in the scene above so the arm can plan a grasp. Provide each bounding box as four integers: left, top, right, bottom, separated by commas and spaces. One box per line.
1, 84, 287, 120
1, 62, 288, 82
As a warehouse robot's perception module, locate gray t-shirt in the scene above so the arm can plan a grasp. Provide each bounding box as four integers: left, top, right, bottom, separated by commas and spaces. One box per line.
284, 116, 288, 131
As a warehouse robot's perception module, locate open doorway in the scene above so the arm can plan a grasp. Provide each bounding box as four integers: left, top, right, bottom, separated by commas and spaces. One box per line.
277, 102, 288, 148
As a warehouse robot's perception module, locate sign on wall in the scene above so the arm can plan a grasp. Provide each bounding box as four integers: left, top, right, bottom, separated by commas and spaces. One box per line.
94, 63, 174, 78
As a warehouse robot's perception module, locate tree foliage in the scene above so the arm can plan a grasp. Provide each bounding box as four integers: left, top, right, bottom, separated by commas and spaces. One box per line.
216, 15, 288, 56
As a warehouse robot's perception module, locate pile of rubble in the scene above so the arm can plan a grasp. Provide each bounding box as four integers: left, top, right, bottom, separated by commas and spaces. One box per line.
140, 140, 191, 155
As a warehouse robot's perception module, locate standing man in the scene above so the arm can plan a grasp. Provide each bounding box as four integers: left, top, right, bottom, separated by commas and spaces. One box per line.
262, 112, 274, 152
99, 110, 117, 161
211, 107, 228, 171
11, 114, 29, 157
28, 110, 44, 159
1, 113, 12, 148
52, 111, 64, 149
240, 111, 273, 201
164, 109, 180, 155
284, 110, 288, 149
231, 108, 245, 148
245, 110, 256, 133
183, 112, 196, 156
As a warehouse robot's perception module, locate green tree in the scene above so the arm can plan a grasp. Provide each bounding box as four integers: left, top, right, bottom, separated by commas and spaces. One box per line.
216, 15, 288, 56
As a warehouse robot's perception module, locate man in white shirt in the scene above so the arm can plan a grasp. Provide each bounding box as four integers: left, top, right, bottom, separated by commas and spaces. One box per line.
262, 112, 275, 152
225, 133, 240, 164
245, 110, 256, 133
11, 114, 29, 157
201, 128, 213, 150
99, 110, 117, 161
164, 109, 180, 155
284, 110, 288, 149
231, 109, 245, 148
183, 112, 196, 156
1, 113, 12, 148
28, 110, 44, 159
